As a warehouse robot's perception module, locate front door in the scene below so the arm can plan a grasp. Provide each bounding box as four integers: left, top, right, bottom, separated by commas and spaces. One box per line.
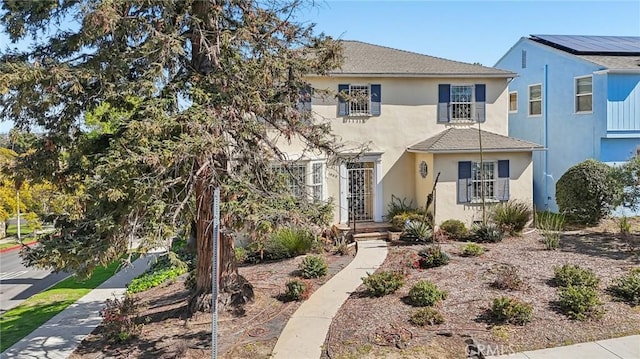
347, 162, 374, 221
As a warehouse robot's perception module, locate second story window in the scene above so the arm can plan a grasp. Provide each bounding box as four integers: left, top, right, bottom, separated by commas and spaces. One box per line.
451, 85, 474, 121
575, 76, 592, 113
338, 84, 382, 117
529, 84, 542, 116
438, 84, 486, 123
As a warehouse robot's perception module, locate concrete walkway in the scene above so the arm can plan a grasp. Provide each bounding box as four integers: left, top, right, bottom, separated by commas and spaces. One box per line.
271, 240, 389, 359
1, 253, 159, 359
487, 335, 640, 359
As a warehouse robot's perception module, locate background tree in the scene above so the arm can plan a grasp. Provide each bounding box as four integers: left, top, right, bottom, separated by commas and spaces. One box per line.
0, 0, 344, 313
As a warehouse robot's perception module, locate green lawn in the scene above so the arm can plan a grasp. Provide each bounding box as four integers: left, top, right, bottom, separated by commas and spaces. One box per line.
6, 224, 35, 236
0, 259, 124, 352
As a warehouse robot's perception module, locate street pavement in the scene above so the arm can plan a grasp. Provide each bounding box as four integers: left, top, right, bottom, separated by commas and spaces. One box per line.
0, 248, 69, 315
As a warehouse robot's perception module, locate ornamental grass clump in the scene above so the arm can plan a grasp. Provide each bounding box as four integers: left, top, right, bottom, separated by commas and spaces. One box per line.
491, 200, 532, 235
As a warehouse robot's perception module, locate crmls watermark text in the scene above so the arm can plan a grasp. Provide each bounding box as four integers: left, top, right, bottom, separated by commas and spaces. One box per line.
466, 340, 515, 357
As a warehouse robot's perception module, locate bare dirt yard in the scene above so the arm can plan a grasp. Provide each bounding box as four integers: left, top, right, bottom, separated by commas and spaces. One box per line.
70, 218, 639, 359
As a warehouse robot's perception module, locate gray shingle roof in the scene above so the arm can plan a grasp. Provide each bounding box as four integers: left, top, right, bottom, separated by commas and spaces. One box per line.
328, 41, 516, 78
407, 127, 543, 153
577, 55, 640, 69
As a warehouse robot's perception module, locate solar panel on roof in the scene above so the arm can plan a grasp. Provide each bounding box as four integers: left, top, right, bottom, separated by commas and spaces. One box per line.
531, 34, 640, 54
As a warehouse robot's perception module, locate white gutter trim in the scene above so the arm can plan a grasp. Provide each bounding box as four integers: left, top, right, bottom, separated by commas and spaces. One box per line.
594, 69, 640, 75
406, 147, 546, 154
306, 73, 517, 79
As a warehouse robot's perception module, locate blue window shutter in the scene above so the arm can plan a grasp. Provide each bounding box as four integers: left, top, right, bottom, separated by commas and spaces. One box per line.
475, 84, 486, 123
370, 84, 381, 116
338, 84, 349, 116
438, 84, 450, 123
498, 160, 509, 178
458, 161, 472, 203
298, 85, 312, 112
497, 160, 510, 201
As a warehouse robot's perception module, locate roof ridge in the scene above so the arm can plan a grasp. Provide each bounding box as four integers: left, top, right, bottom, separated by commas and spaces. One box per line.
339, 40, 509, 72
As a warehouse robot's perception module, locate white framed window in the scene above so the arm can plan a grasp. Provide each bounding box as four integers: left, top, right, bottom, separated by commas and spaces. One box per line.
471, 161, 496, 201
348, 85, 370, 116
575, 76, 593, 113
273, 161, 325, 202
450, 85, 474, 121
529, 84, 542, 116
509, 91, 518, 113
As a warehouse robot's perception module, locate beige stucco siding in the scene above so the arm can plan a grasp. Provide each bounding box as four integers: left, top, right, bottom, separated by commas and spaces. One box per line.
273, 76, 517, 224
428, 151, 534, 227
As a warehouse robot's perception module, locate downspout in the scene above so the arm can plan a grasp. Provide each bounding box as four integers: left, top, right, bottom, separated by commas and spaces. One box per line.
544, 64, 549, 210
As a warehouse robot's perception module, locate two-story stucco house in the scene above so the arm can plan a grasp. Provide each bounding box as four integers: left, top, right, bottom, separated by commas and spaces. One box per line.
495, 35, 640, 212
277, 40, 542, 227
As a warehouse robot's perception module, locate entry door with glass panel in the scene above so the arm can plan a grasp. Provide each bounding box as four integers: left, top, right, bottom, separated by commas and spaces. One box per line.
347, 162, 374, 221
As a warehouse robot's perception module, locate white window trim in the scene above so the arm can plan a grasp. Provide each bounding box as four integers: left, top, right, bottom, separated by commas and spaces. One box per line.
450, 84, 475, 122
274, 161, 326, 202
574, 75, 593, 114
470, 161, 498, 202
509, 91, 518, 113
528, 83, 542, 117
348, 84, 371, 117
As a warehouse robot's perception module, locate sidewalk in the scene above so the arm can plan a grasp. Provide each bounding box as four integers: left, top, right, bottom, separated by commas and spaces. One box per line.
271, 239, 389, 359
1, 252, 160, 359
486, 335, 640, 358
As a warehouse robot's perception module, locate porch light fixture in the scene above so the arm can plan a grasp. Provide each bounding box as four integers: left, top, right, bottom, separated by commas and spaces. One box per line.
420, 161, 428, 178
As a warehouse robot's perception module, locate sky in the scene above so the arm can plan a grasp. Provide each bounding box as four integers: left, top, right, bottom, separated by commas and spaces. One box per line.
1, 0, 639, 132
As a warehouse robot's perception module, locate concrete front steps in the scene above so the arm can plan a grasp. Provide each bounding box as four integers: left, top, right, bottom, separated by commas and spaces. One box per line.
334, 222, 398, 241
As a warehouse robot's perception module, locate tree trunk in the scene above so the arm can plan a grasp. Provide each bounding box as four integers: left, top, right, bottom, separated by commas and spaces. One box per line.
188, 158, 254, 315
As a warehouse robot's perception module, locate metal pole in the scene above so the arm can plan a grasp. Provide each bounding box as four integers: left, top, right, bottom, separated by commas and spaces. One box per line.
16, 189, 20, 242
212, 187, 220, 359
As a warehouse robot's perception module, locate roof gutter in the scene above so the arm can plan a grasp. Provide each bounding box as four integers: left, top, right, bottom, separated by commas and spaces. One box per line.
406, 147, 546, 154
306, 72, 517, 79
594, 69, 640, 75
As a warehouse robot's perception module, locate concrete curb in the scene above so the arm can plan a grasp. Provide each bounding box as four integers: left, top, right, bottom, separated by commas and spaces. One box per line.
271, 240, 389, 359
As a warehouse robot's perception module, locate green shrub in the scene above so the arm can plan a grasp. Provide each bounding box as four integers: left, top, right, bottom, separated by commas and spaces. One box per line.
387, 195, 419, 220
408, 280, 448, 307
284, 279, 310, 301
491, 200, 532, 235
299, 255, 328, 279
391, 212, 424, 232
461, 242, 485, 257
553, 264, 599, 288
489, 296, 533, 325
100, 294, 143, 343
362, 270, 405, 297
417, 246, 450, 268
263, 227, 316, 260
492, 265, 526, 291
410, 307, 445, 326
473, 223, 504, 243
403, 220, 433, 242
234, 247, 248, 263
127, 253, 189, 294
440, 219, 468, 239
558, 285, 604, 320
619, 216, 632, 237
607, 269, 640, 306
556, 159, 617, 225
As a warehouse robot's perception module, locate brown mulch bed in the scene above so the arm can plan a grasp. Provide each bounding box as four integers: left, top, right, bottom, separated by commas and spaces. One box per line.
325, 222, 640, 359
69, 249, 355, 359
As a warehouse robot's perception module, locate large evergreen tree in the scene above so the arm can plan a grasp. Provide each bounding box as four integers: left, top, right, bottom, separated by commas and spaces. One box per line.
0, 0, 343, 313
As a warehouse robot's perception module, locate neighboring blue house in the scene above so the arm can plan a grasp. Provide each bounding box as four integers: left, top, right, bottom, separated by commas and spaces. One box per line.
495, 35, 640, 212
